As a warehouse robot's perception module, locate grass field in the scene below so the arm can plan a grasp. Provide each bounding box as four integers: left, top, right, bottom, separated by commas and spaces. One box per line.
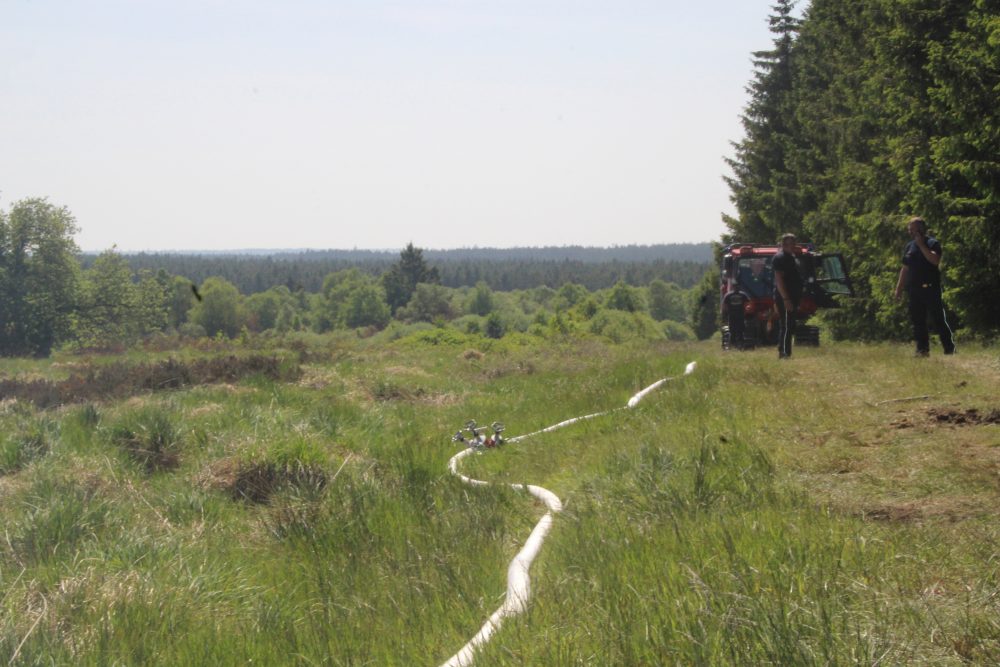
1, 333, 998, 665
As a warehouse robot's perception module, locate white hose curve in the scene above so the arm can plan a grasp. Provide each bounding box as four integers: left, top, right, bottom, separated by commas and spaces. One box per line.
440, 361, 697, 667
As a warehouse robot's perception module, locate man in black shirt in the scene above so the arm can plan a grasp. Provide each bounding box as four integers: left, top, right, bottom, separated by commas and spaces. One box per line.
772, 233, 803, 359
722, 289, 749, 349
894, 216, 955, 356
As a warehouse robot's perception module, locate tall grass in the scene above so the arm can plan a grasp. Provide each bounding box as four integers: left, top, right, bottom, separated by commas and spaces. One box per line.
0, 338, 997, 664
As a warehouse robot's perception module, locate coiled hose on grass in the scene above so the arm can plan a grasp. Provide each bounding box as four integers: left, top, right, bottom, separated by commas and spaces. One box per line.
440, 361, 697, 667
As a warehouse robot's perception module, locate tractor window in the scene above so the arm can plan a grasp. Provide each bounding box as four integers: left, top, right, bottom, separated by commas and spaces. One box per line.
735, 258, 772, 297
814, 254, 853, 296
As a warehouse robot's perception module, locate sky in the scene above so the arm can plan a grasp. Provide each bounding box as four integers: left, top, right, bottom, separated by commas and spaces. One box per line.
1, 1, 795, 251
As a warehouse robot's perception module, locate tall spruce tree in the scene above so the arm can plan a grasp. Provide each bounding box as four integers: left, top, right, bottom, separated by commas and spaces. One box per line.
724, 0, 802, 243
382, 243, 440, 314
918, 3, 1000, 335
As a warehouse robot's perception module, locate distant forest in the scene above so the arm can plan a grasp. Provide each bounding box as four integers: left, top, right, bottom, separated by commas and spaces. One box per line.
85, 244, 713, 295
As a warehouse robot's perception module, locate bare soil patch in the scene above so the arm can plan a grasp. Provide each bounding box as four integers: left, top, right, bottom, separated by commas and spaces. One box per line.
890, 406, 1000, 429
927, 407, 1000, 426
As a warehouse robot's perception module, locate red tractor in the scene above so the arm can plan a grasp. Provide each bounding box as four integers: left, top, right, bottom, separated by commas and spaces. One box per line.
720, 243, 853, 350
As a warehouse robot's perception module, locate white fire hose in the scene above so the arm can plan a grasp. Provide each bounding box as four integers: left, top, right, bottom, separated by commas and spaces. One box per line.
440, 361, 697, 666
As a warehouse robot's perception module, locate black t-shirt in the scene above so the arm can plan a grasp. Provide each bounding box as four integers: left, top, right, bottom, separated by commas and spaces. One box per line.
771, 250, 803, 300
902, 237, 942, 288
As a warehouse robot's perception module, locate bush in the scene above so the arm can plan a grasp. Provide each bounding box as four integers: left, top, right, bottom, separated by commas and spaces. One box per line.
663, 320, 696, 341
452, 315, 484, 335
588, 309, 665, 343
485, 313, 505, 339
397, 327, 472, 347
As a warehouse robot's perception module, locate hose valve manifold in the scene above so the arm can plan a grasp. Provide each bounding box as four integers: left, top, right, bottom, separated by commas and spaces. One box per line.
454, 419, 505, 449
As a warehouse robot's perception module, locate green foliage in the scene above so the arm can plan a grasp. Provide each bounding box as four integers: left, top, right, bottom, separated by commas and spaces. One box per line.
0, 198, 80, 356
167, 275, 197, 328
725, 0, 1000, 338
397, 283, 455, 322
724, 0, 802, 245
605, 280, 645, 313
189, 277, 245, 338
554, 282, 588, 310
382, 243, 441, 314
111, 245, 713, 294
397, 326, 472, 347
588, 309, 664, 343
342, 282, 390, 329
245, 287, 291, 332
689, 268, 720, 340
662, 320, 695, 341
647, 279, 687, 321
75, 252, 171, 350
466, 281, 495, 316
484, 312, 505, 339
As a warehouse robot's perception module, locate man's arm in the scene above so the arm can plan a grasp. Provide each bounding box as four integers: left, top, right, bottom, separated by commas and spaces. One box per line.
894, 266, 908, 301
914, 235, 941, 266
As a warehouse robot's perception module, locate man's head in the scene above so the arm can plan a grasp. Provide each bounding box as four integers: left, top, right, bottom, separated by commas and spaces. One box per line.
780, 233, 796, 253
907, 216, 927, 239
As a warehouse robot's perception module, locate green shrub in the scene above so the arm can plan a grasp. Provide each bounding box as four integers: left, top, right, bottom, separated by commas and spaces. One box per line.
485, 312, 505, 339
663, 320, 696, 341
588, 309, 665, 343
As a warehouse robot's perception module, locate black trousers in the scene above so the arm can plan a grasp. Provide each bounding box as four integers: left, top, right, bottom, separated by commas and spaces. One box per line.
908, 285, 955, 354
727, 307, 745, 349
776, 296, 796, 357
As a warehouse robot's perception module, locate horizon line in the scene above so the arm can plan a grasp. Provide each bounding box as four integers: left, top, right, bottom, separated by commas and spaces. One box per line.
79, 241, 716, 255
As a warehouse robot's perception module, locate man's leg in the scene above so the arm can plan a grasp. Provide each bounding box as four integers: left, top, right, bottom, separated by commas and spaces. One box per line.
729, 310, 745, 350
908, 290, 930, 355
926, 289, 956, 354
776, 298, 795, 358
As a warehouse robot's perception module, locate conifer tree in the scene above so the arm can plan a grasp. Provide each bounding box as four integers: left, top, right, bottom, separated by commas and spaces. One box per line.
724, 0, 802, 243
382, 243, 440, 314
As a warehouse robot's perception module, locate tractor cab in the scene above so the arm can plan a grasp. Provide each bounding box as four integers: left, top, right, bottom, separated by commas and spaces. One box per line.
720, 243, 852, 349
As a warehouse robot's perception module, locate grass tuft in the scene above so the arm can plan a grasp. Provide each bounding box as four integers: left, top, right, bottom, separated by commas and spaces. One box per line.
105, 407, 183, 473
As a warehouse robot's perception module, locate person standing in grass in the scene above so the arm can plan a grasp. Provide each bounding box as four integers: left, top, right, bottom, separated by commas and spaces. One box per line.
894, 216, 956, 356
772, 233, 802, 359
722, 288, 749, 350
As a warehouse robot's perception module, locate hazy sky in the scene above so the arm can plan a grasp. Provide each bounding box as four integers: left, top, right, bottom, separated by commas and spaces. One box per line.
1, 1, 793, 251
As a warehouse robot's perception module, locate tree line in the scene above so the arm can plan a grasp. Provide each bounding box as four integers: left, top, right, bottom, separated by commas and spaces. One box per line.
716, 0, 1000, 340
95, 247, 711, 295
1, 198, 704, 356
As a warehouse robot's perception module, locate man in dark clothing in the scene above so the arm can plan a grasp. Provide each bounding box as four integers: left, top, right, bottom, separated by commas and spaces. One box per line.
894, 216, 955, 356
772, 233, 803, 359
722, 289, 750, 349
